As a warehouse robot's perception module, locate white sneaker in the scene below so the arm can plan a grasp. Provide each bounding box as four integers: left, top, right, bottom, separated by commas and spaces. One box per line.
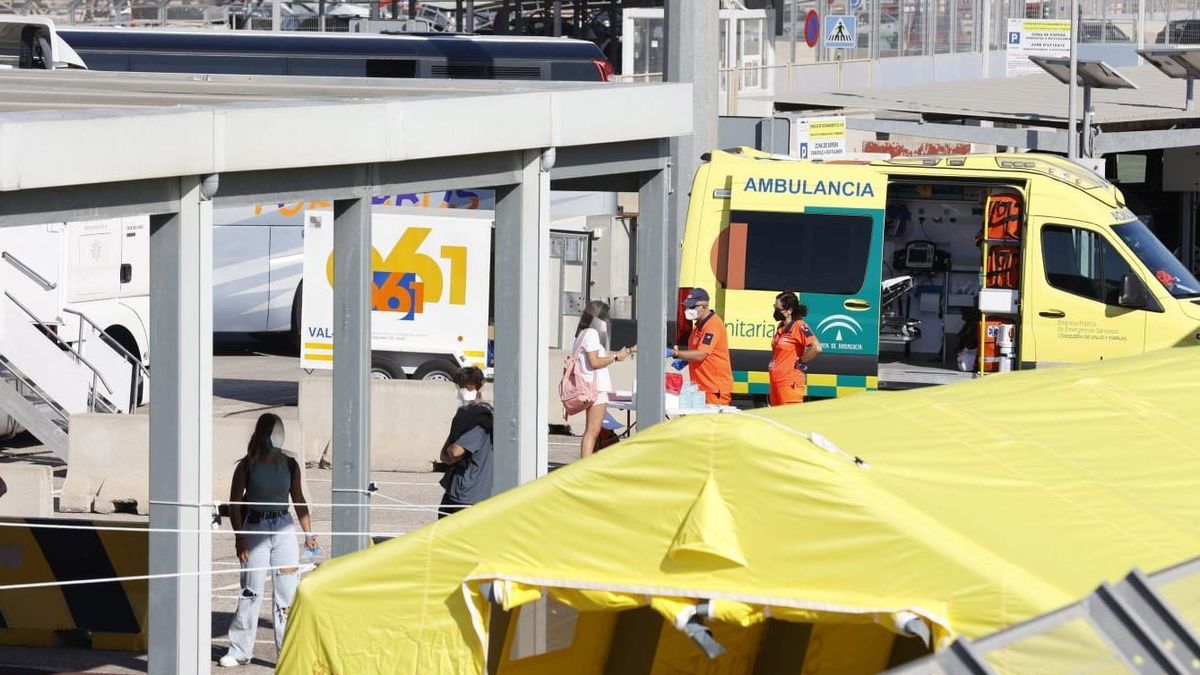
218, 654, 248, 668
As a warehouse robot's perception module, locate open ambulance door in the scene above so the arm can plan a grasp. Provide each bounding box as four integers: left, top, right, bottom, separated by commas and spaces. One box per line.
718, 165, 887, 398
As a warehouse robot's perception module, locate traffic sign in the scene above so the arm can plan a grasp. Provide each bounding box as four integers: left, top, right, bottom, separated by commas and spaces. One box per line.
803, 10, 820, 48
824, 14, 857, 49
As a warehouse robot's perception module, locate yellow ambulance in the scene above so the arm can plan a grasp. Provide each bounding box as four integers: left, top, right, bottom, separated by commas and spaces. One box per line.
677, 148, 1200, 399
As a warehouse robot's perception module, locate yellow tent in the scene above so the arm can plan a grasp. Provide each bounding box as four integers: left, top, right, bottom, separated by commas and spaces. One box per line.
279, 348, 1200, 674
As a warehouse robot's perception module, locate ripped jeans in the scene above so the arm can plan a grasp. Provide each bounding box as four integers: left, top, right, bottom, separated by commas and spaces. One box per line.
225, 511, 300, 662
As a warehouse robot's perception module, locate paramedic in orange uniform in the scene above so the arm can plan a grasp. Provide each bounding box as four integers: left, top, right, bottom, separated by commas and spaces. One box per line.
669, 288, 734, 406
768, 291, 822, 406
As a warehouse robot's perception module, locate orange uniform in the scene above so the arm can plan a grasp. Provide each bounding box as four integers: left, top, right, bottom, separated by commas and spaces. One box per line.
769, 319, 818, 406
687, 311, 734, 406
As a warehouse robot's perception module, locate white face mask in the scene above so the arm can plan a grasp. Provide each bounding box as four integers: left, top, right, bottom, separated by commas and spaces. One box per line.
269, 423, 285, 451
591, 318, 608, 334
684, 308, 700, 321
457, 388, 477, 405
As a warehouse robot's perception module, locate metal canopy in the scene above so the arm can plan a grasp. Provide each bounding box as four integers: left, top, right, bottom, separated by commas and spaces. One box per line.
1138, 46, 1200, 111
0, 69, 690, 199
0, 69, 691, 674
774, 65, 1200, 156
1028, 56, 1138, 90
774, 66, 1191, 130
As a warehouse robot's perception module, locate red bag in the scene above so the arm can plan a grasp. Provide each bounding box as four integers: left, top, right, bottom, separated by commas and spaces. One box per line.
665, 373, 683, 395
987, 193, 1022, 241
559, 338, 598, 419
987, 246, 1020, 289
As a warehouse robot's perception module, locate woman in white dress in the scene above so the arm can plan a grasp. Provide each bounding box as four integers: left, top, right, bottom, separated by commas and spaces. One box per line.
571, 300, 634, 458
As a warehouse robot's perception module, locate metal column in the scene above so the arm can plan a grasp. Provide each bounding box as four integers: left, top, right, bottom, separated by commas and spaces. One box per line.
331, 197, 372, 556
636, 155, 670, 428
664, 0, 719, 320
148, 175, 213, 675
492, 149, 551, 494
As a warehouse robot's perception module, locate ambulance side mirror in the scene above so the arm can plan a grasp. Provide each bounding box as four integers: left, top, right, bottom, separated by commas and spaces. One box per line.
1118, 274, 1149, 309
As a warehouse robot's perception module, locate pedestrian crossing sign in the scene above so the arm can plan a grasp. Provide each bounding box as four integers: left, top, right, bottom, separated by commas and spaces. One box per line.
824, 14, 856, 49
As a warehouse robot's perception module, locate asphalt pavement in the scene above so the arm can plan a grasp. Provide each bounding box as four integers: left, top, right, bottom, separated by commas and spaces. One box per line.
0, 334, 585, 673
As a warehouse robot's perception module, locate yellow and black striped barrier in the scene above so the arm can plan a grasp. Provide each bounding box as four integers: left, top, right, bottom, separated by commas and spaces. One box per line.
0, 517, 147, 650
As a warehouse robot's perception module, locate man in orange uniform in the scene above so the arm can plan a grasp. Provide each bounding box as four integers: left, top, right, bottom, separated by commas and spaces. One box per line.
669, 288, 734, 406
768, 291, 822, 406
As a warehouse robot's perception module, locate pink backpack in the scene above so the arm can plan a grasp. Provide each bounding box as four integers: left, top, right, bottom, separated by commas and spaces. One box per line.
559, 337, 597, 419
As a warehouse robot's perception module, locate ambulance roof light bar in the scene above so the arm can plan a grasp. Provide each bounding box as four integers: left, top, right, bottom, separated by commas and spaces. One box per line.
1137, 46, 1200, 110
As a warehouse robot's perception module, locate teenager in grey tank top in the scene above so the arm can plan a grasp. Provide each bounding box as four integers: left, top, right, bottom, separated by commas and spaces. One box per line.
218, 413, 316, 668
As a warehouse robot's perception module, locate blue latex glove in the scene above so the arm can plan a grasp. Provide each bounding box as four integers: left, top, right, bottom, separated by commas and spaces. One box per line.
664, 347, 675, 359
671, 359, 688, 371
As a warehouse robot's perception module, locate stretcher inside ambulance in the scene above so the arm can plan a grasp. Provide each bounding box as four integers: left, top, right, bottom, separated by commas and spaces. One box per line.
678, 149, 1200, 399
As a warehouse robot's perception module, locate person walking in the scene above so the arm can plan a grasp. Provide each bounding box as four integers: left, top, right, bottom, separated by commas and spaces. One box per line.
669, 288, 734, 406
219, 413, 315, 668
571, 300, 632, 458
768, 291, 822, 406
438, 366, 494, 519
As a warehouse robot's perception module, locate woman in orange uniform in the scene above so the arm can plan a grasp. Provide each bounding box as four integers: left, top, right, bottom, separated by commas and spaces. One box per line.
768, 291, 821, 406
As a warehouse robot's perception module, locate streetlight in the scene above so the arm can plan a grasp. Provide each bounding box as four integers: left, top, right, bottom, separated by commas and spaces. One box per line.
1029, 56, 1137, 159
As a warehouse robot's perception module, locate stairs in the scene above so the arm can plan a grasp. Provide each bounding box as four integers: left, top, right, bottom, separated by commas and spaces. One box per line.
0, 358, 70, 460
0, 292, 142, 463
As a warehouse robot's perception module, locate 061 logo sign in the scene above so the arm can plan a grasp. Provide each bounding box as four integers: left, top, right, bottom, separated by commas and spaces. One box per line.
326, 226, 467, 321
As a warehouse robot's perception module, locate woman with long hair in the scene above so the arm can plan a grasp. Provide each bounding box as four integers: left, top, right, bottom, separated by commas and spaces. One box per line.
218, 413, 315, 668
768, 291, 822, 406
571, 300, 634, 458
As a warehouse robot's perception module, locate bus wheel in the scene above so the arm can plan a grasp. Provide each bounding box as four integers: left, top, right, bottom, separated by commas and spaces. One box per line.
289, 282, 303, 355
415, 360, 459, 383
370, 353, 406, 380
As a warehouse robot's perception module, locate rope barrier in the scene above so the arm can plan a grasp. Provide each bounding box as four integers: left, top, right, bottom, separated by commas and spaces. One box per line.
149, 499, 461, 510
0, 563, 317, 592
304, 478, 442, 487
0, 520, 418, 538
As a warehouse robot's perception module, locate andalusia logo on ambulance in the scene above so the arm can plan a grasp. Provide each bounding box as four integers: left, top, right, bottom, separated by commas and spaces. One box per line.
817, 314, 865, 351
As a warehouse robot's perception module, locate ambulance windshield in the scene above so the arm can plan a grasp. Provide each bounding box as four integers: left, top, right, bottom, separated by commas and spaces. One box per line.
1113, 220, 1200, 299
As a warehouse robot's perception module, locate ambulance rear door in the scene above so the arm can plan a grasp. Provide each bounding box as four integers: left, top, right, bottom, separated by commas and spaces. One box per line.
721, 163, 887, 398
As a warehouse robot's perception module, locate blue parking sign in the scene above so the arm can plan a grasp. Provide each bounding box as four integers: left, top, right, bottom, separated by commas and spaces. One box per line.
824, 15, 857, 49
1009, 31, 1021, 44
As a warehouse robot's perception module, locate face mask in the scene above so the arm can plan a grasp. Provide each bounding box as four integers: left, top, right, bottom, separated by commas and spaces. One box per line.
457, 388, 477, 406
684, 308, 699, 321
773, 309, 785, 322
269, 424, 285, 451
592, 319, 608, 334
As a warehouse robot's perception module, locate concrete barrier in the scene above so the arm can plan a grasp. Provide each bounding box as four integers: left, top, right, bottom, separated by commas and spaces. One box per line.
60, 414, 305, 515
0, 464, 53, 517
0, 516, 148, 650
298, 374, 457, 472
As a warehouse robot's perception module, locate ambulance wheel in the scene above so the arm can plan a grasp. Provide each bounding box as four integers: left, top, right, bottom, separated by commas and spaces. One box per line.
370, 353, 406, 380
415, 360, 459, 383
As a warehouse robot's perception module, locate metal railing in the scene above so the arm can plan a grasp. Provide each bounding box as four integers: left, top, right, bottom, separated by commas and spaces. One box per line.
2, 291, 115, 411
888, 555, 1200, 674
62, 307, 147, 414
0, 355, 73, 428
2, 251, 57, 291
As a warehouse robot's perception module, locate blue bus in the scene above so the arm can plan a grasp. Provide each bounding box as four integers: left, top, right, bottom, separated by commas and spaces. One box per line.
57, 28, 614, 81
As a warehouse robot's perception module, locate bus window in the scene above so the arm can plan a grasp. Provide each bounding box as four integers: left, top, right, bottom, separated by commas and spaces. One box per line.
724, 210, 873, 295
289, 57, 367, 77
365, 59, 417, 78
